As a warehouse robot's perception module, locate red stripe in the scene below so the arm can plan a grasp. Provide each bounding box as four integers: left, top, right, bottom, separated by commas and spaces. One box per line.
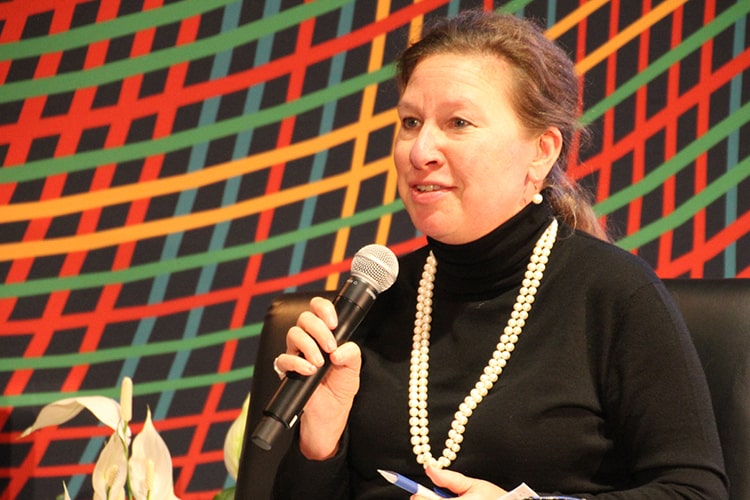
0, 0, 131, 19
171, 5, 322, 494
594, 0, 620, 215
657, 211, 750, 277
0, 0, 449, 166
572, 47, 750, 179
0, 234, 426, 336
689, 1, 717, 276
626, 0, 651, 240
656, 4, 683, 272
1, 2, 170, 493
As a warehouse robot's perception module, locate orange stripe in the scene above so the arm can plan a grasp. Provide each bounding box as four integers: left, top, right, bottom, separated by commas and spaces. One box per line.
0, 109, 398, 223
574, 0, 687, 74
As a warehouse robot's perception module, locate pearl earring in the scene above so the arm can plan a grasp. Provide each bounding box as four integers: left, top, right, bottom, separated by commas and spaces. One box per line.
532, 192, 543, 205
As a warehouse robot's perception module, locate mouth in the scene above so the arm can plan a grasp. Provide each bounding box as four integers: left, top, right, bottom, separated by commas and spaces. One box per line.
413, 184, 444, 193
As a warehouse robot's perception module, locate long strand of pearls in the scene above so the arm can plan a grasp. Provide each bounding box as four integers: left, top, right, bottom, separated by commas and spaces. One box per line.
409, 218, 558, 469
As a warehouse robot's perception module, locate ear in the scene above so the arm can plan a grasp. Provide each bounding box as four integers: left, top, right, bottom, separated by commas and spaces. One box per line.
530, 126, 563, 181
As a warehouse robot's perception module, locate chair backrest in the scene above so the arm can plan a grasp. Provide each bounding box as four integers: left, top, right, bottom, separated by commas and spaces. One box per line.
235, 291, 335, 500
661, 279, 750, 500
235, 280, 750, 499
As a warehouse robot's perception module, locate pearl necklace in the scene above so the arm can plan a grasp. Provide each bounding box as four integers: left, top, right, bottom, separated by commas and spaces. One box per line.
408, 218, 558, 469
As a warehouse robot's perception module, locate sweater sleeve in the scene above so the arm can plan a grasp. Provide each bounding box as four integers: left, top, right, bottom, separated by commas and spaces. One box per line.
272, 429, 351, 500
578, 281, 728, 499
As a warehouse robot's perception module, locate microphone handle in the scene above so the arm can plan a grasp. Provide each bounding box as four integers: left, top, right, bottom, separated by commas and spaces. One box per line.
250, 278, 375, 450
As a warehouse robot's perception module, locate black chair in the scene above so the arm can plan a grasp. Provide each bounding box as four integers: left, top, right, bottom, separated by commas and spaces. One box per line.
235, 280, 750, 499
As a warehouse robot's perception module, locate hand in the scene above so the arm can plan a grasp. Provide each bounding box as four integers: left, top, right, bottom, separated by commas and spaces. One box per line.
413, 466, 508, 499
274, 296, 362, 460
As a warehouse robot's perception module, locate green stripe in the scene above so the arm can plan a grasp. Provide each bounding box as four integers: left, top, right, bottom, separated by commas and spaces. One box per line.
497, 0, 536, 14
594, 99, 750, 215
0, 0, 353, 104
0, 64, 393, 184
0, 323, 262, 372
617, 153, 750, 250
3, 2, 743, 183
0, 200, 405, 299
0, 365, 254, 408
0, 0, 237, 61
581, 2, 750, 125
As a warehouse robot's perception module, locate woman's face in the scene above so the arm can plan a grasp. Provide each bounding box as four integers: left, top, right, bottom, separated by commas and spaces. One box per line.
394, 52, 557, 245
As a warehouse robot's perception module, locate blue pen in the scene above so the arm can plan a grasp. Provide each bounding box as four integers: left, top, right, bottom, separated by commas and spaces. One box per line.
378, 469, 456, 498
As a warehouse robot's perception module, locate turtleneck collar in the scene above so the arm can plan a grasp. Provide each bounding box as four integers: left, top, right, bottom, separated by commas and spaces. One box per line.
426, 202, 555, 299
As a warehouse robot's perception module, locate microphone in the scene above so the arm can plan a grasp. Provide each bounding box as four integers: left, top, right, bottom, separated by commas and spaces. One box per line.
250, 244, 399, 450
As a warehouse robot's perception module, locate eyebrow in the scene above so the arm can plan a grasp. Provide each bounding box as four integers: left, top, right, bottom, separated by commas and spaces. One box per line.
397, 97, 477, 112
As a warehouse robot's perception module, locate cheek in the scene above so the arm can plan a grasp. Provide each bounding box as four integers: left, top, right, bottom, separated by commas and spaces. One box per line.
392, 139, 410, 167
392, 141, 413, 186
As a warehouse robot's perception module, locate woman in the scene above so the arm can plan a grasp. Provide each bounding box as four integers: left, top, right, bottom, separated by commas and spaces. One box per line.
272, 10, 727, 499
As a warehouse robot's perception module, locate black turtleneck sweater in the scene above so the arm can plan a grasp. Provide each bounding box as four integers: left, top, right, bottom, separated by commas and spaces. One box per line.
274, 203, 727, 499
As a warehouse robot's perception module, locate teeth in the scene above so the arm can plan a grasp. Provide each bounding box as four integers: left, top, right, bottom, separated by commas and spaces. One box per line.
416, 185, 441, 192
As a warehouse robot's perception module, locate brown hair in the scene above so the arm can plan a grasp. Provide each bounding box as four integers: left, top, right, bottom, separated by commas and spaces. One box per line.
395, 10, 609, 240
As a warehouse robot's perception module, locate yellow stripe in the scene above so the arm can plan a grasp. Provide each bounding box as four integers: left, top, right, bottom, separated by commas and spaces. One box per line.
0, 109, 398, 223
0, 157, 394, 260
545, 0, 610, 41
327, 0, 394, 287
574, 0, 688, 74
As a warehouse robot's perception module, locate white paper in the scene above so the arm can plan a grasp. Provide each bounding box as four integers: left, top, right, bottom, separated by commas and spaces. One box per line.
496, 482, 538, 500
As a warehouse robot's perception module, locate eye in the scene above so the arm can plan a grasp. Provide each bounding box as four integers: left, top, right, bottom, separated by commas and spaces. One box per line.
401, 117, 421, 129
451, 117, 470, 128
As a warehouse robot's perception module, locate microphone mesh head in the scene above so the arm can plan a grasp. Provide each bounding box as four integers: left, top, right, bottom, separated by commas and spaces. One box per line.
351, 244, 399, 293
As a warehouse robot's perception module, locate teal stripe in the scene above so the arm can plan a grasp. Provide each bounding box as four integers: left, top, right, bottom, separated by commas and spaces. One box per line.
9, 3, 745, 186
287, 2, 356, 283
581, 2, 750, 125
446, 1, 461, 17
151, 0, 248, 423
547, 1, 558, 28
594, 100, 750, 215
0, 201, 406, 299
0, 64, 394, 184
0, 0, 354, 103
616, 155, 750, 250
10, 3, 744, 186
131, 2, 247, 423
56, 3, 252, 491
0, 0, 237, 60
723, 14, 746, 277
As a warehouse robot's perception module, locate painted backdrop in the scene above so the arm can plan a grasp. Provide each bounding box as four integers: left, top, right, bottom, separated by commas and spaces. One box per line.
1, 0, 748, 498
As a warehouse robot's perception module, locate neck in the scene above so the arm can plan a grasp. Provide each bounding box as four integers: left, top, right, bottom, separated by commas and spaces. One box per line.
426, 202, 555, 298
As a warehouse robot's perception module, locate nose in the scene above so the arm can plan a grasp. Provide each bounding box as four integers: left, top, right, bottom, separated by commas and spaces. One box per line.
409, 123, 443, 170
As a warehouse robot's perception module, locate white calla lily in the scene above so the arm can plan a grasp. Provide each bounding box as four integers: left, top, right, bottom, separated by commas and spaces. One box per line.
63, 482, 72, 500
223, 394, 250, 480
128, 408, 180, 500
21, 396, 122, 438
92, 433, 128, 500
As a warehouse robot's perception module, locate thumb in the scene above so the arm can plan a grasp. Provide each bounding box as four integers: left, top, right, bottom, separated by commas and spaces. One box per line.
424, 466, 472, 495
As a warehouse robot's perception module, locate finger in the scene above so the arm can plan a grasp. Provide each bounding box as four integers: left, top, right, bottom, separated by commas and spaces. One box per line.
424, 466, 470, 495
274, 351, 318, 376
329, 341, 362, 370
296, 310, 338, 353
283, 324, 326, 373
309, 296, 338, 330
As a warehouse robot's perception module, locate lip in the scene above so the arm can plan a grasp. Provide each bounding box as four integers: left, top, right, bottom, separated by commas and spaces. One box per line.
409, 182, 452, 203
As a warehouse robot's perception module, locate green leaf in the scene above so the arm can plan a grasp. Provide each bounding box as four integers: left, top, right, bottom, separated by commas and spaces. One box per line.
213, 486, 235, 500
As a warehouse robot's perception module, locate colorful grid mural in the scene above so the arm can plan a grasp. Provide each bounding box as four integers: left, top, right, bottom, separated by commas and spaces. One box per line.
1, 0, 748, 498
